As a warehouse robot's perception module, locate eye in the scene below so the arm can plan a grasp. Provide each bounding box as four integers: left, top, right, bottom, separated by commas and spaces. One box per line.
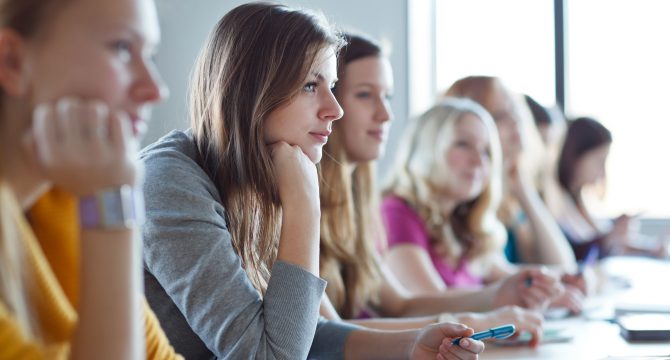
482, 148, 492, 159
385, 93, 394, 101
303, 82, 318, 93
355, 91, 371, 99
455, 140, 469, 148
110, 40, 132, 62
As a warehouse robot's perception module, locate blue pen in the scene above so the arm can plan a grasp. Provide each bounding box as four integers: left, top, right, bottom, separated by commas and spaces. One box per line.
452, 324, 516, 345
578, 244, 600, 276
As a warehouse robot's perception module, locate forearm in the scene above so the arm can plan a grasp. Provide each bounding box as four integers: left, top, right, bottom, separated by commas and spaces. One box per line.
395, 287, 496, 317
71, 228, 142, 360
344, 328, 417, 360
277, 205, 320, 275
517, 187, 576, 271
347, 317, 434, 331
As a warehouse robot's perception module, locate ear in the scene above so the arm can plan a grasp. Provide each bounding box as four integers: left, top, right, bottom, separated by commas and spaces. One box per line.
0, 29, 29, 97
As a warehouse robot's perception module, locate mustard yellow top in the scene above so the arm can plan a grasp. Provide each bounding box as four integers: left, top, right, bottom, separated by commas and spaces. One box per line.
0, 188, 182, 359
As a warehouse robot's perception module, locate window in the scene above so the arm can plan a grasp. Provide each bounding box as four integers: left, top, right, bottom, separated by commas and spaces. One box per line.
566, 0, 670, 217
435, 0, 555, 104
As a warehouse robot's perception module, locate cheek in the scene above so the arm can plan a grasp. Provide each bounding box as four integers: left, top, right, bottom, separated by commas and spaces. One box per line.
341, 107, 368, 135
446, 150, 468, 170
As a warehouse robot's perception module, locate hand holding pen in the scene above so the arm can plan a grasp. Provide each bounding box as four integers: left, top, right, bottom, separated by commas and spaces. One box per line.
563, 245, 600, 295
493, 268, 563, 310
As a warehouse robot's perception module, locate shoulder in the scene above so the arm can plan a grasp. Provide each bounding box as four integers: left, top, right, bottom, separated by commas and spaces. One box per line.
140, 129, 201, 179
139, 129, 221, 204
381, 195, 415, 215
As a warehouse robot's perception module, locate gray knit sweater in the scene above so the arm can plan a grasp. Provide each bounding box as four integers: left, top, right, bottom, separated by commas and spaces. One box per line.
140, 130, 357, 359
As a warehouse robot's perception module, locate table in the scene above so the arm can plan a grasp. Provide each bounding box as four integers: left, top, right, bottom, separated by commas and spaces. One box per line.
483, 257, 670, 359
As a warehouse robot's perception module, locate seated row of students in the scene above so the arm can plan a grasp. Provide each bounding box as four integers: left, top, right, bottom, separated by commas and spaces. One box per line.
521, 94, 667, 261
1, 0, 491, 358
313, 35, 554, 340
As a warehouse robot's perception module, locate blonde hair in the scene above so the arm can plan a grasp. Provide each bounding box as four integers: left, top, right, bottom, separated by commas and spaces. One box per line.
0, 181, 34, 337
319, 125, 383, 319
189, 3, 344, 293
318, 33, 385, 319
0, 0, 67, 339
384, 98, 506, 262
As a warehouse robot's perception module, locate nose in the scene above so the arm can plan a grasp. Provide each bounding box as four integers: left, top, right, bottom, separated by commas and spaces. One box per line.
471, 151, 483, 166
319, 89, 344, 122
375, 97, 393, 123
133, 59, 169, 104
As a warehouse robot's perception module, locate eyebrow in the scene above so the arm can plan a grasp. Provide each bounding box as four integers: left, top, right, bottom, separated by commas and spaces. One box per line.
311, 72, 338, 84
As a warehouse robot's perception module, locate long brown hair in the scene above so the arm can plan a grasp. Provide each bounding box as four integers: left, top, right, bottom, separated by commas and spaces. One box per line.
319, 33, 384, 318
189, 2, 344, 293
384, 98, 506, 263
557, 117, 612, 204
0, 0, 67, 339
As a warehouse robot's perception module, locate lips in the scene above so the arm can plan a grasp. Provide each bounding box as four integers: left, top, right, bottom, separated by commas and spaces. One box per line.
367, 129, 384, 141
128, 114, 147, 137
309, 129, 331, 144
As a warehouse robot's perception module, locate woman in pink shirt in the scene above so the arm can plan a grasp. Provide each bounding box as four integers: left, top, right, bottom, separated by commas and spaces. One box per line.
383, 98, 507, 291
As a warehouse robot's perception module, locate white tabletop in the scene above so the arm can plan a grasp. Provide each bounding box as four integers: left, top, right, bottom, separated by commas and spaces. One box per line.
483, 257, 670, 360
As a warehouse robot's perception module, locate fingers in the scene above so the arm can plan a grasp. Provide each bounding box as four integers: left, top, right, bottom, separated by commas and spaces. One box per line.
438, 322, 473, 339
109, 110, 136, 156
439, 338, 484, 360
561, 273, 587, 295
30, 98, 138, 195
32, 103, 59, 171
552, 286, 584, 314
518, 268, 563, 309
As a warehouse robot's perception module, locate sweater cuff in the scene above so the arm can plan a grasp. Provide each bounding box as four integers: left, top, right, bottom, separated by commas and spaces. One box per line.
308, 317, 361, 360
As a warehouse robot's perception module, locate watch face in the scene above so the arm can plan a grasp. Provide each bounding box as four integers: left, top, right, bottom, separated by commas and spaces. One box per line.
78, 185, 139, 229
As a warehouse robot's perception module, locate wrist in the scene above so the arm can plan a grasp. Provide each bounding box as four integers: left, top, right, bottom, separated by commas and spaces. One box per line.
458, 312, 483, 330
78, 185, 144, 230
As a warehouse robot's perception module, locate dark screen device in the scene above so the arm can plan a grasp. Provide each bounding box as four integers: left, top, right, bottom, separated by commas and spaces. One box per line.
618, 314, 670, 341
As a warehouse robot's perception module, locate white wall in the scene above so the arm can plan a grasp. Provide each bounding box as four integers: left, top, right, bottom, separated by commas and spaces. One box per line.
149, 0, 409, 177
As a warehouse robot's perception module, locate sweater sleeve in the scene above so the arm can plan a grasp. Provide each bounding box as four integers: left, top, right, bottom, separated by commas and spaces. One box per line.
0, 302, 63, 360
140, 131, 332, 359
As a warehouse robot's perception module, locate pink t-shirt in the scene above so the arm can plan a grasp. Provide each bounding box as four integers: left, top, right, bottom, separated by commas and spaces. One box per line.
381, 196, 482, 288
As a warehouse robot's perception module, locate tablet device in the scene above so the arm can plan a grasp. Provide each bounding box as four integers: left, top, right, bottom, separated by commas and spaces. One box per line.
618, 314, 670, 341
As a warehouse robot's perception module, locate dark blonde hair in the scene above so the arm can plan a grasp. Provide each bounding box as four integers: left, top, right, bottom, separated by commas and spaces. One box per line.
319, 33, 384, 318
189, 2, 344, 292
0, 0, 70, 339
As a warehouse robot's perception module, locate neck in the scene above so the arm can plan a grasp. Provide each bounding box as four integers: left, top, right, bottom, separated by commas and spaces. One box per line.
345, 161, 357, 177
1, 100, 50, 210
438, 196, 458, 218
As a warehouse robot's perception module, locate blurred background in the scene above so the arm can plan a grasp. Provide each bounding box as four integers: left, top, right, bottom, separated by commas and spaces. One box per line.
149, 0, 670, 233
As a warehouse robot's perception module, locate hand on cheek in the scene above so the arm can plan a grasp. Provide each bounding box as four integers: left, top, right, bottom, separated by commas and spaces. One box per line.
28, 97, 139, 196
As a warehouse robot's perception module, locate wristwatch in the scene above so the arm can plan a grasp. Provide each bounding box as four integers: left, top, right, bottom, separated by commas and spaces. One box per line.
79, 185, 144, 230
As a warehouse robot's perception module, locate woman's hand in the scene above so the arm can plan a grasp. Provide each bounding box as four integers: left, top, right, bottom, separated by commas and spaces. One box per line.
270, 141, 321, 273
411, 322, 484, 360
461, 306, 544, 348
269, 141, 319, 215
493, 268, 563, 310
30, 98, 139, 196
548, 284, 584, 314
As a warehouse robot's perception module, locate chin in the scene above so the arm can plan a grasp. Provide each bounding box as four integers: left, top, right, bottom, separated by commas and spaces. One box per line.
309, 150, 322, 164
